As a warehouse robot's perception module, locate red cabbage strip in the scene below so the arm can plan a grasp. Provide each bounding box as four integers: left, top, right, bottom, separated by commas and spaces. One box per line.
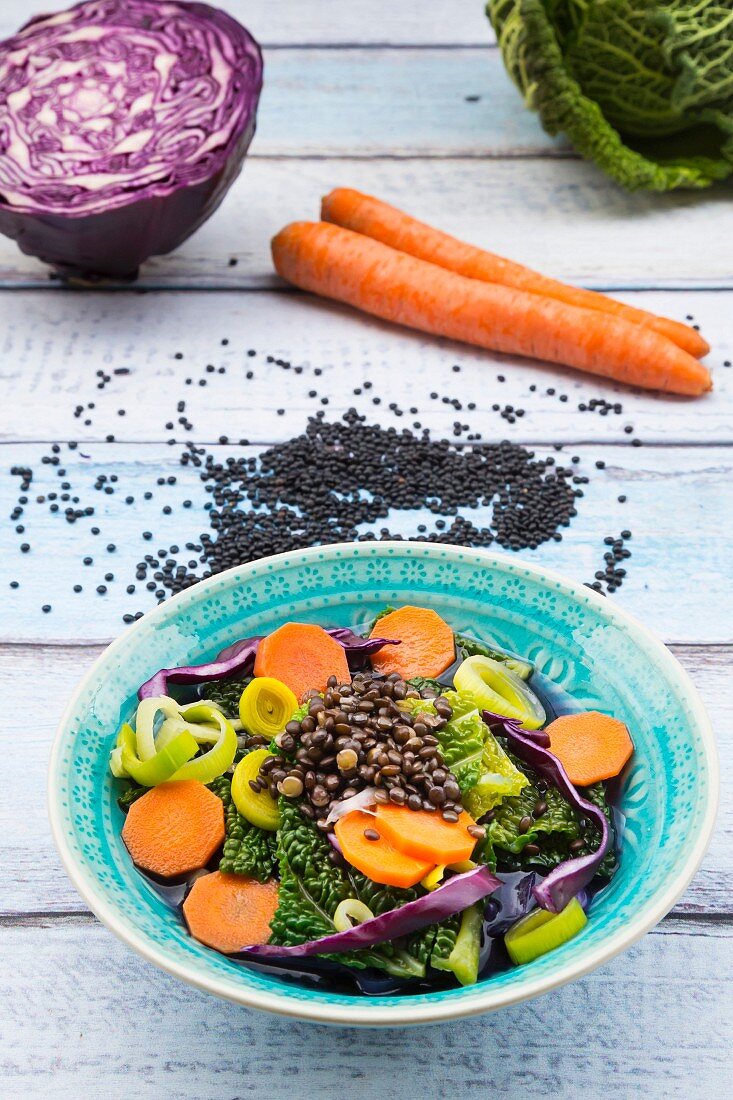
138, 630, 399, 699
238, 866, 500, 959
483, 711, 610, 914
138, 635, 263, 699
327, 627, 401, 670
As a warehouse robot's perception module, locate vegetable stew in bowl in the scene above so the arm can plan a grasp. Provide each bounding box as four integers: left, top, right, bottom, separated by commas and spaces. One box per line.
111, 604, 631, 993
49, 543, 717, 1024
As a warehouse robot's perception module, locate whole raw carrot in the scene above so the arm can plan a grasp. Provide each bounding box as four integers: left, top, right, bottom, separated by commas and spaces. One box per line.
271, 221, 712, 396
321, 188, 710, 360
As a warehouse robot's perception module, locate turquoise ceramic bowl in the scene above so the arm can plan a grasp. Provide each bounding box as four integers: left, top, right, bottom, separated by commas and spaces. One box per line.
49, 543, 718, 1025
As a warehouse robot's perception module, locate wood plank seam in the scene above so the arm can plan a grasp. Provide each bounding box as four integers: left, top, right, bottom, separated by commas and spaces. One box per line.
2, 909, 729, 927
4, 283, 730, 297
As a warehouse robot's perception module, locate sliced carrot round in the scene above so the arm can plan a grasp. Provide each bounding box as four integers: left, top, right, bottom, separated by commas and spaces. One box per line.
334, 810, 434, 888
122, 780, 224, 879
546, 711, 634, 786
253, 622, 350, 701
183, 871, 279, 954
369, 605, 455, 680
375, 803, 477, 865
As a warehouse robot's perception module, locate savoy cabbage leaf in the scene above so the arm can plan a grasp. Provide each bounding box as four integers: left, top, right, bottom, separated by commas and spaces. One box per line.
407, 675, 444, 696
117, 780, 146, 813
400, 690, 528, 811
199, 675, 252, 717
269, 798, 429, 978
454, 631, 533, 679
488, 0, 733, 190
484, 750, 615, 877
209, 776, 278, 882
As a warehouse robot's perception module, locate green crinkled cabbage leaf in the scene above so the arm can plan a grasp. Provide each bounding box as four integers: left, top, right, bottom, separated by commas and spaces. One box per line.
199, 675, 252, 717
117, 781, 146, 813
209, 776, 278, 882
407, 675, 444, 696
455, 631, 533, 679
487, 0, 733, 190
269, 798, 449, 979
484, 750, 616, 877
400, 690, 528, 813
412, 911, 462, 972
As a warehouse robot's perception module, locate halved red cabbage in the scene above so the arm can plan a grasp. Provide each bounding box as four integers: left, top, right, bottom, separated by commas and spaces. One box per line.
483, 711, 611, 914
238, 866, 500, 960
138, 629, 400, 699
0, 0, 263, 279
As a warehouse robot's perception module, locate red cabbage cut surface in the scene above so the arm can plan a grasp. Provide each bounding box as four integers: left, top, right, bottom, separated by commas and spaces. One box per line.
0, 0, 263, 279
238, 866, 500, 959
483, 711, 611, 914
138, 629, 399, 699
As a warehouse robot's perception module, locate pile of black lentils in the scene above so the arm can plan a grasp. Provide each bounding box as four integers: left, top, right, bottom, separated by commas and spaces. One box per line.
129, 408, 585, 607
8, 346, 638, 618
256, 671, 487, 849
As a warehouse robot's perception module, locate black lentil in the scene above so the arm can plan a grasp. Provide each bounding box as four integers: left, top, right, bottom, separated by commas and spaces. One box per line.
9, 344, 640, 619
128, 410, 583, 602
254, 671, 466, 825
586, 529, 633, 595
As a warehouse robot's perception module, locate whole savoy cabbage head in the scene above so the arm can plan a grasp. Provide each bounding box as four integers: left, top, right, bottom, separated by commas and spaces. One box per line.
487, 0, 733, 190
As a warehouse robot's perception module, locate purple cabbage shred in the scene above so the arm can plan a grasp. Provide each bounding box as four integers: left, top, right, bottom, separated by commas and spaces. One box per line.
138, 628, 399, 699
482, 711, 611, 914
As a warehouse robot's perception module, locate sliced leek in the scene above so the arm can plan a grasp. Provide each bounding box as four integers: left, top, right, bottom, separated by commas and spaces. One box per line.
431, 902, 482, 986
334, 899, 375, 931
231, 747, 280, 831
504, 898, 587, 965
111, 721, 199, 787
420, 865, 447, 891
133, 696, 182, 761
239, 676, 298, 740
454, 655, 546, 729
165, 702, 237, 784
109, 697, 236, 786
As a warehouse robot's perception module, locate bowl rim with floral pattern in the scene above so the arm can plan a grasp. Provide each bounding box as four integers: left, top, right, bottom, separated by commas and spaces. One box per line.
48, 542, 718, 1026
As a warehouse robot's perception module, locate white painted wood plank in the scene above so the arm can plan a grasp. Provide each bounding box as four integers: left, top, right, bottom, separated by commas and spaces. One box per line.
1, 918, 730, 1098
0, 1, 495, 46
1, 641, 729, 916
254, 48, 554, 157
1, 290, 729, 446
3, 441, 732, 645
0, 159, 726, 289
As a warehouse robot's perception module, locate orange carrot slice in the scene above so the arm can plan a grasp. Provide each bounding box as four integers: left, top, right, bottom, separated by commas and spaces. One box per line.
334, 810, 434, 888
322, 188, 709, 359
183, 871, 279, 954
122, 780, 225, 879
271, 221, 712, 396
375, 804, 478, 865
253, 622, 350, 701
546, 711, 634, 786
369, 605, 455, 680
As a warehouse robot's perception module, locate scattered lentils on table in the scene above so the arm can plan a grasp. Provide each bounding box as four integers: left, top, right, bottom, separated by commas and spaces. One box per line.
7, 346, 647, 614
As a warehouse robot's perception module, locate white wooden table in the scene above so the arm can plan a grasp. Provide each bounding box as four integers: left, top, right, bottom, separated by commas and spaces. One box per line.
1, 2, 731, 1095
